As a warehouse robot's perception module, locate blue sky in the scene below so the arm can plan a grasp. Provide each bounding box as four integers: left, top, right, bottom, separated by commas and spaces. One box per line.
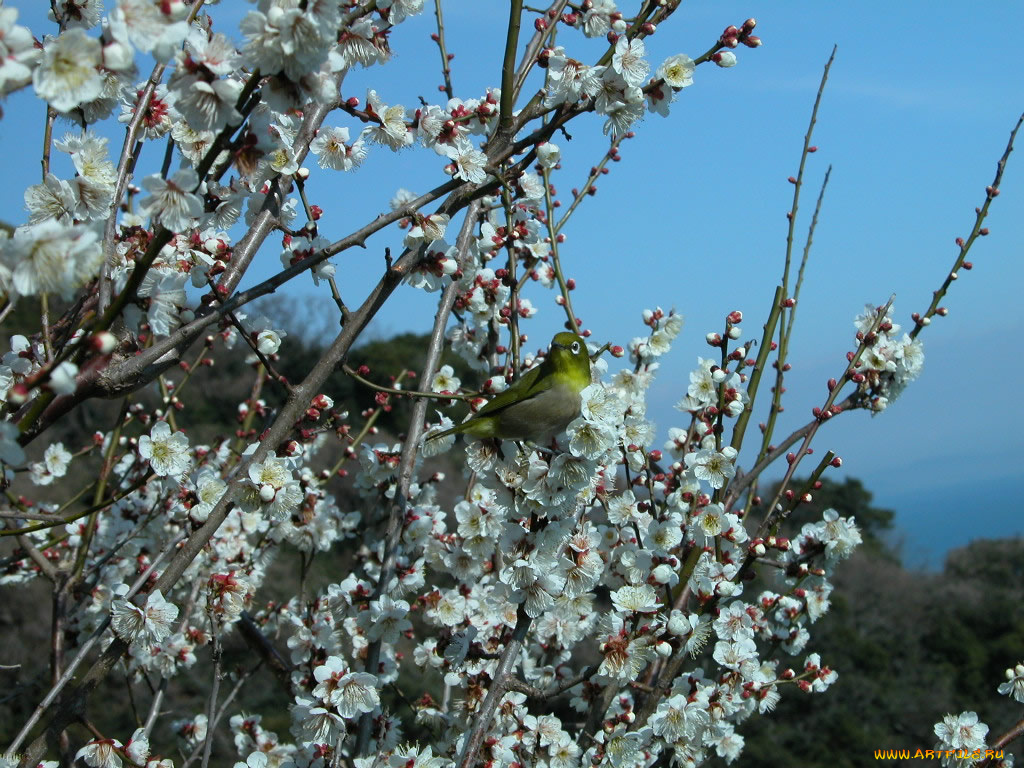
2, 1, 1022, 567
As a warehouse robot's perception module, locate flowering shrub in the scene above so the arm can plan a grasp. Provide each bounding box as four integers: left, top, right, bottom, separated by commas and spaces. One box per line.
0, 2, 1020, 768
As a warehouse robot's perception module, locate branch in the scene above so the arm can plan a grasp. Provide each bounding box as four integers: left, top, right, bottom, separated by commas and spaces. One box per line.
455, 608, 532, 768
354, 200, 484, 756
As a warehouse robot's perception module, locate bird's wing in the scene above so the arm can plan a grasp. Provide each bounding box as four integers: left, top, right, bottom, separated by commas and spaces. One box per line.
472, 363, 550, 417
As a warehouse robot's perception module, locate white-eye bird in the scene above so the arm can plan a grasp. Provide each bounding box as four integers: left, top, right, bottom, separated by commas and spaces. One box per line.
426, 332, 591, 443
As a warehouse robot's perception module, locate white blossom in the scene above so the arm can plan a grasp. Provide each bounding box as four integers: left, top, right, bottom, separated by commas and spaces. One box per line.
33, 28, 104, 112
138, 421, 191, 476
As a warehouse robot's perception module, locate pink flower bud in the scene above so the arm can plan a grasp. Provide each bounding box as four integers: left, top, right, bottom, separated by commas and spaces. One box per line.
91, 331, 117, 354
712, 51, 737, 67
8, 383, 28, 404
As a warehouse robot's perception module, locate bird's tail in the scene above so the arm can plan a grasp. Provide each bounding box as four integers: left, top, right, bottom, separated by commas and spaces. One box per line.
424, 425, 457, 442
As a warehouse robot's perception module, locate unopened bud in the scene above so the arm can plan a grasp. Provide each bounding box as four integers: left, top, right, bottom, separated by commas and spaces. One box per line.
91, 331, 117, 354
8, 383, 28, 404
712, 51, 737, 67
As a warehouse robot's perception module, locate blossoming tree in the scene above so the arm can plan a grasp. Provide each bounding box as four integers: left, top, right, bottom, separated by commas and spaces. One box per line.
0, 2, 1021, 768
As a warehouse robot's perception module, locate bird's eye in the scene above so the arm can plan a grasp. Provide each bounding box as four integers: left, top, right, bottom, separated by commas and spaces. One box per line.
571, 341, 581, 354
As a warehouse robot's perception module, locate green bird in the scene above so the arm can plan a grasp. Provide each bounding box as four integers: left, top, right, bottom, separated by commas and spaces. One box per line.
426, 332, 592, 443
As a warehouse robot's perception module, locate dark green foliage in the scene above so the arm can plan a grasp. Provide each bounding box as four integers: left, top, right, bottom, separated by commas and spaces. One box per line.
738, 535, 1024, 766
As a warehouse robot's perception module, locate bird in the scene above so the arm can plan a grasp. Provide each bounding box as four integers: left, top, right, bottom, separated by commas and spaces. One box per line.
425, 331, 591, 444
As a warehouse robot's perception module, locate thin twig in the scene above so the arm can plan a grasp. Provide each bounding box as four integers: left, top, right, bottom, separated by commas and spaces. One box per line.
909, 111, 1024, 341
432, 0, 454, 100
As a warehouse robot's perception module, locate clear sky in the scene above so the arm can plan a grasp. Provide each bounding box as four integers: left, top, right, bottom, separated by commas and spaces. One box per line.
2, 1, 1022, 567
